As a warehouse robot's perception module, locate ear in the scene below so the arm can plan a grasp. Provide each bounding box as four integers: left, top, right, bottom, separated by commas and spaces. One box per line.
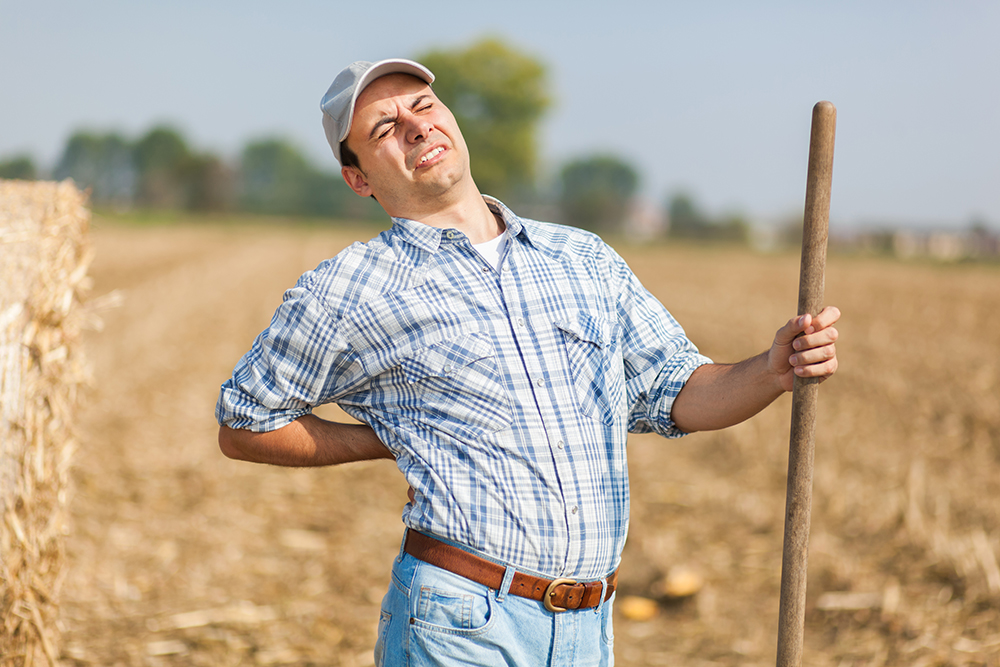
341, 165, 373, 198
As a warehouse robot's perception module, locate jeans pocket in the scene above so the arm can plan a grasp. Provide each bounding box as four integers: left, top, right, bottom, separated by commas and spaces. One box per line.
374, 609, 392, 666
407, 583, 498, 666
409, 563, 494, 636
417, 586, 477, 629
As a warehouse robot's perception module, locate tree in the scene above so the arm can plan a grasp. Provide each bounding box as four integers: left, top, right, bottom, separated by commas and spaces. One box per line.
416, 38, 550, 202
238, 138, 372, 219
666, 192, 710, 238
54, 131, 136, 205
133, 126, 192, 208
666, 191, 749, 244
183, 154, 234, 212
48, 125, 376, 218
301, 169, 382, 221
0, 155, 38, 180
238, 138, 313, 215
558, 154, 639, 232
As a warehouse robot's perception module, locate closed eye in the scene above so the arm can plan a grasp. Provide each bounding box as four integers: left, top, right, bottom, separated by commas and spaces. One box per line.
411, 95, 433, 114
369, 115, 398, 141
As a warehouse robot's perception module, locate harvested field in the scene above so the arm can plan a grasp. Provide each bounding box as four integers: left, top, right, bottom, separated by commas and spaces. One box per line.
60, 214, 1000, 666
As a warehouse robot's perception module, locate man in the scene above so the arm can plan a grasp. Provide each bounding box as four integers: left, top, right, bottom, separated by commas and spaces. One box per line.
217, 58, 839, 666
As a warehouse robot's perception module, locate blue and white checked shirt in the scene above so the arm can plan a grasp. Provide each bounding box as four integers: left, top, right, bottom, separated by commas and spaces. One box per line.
217, 198, 712, 580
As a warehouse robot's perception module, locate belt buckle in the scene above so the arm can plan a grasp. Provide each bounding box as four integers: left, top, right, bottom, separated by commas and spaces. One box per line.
543, 577, 578, 613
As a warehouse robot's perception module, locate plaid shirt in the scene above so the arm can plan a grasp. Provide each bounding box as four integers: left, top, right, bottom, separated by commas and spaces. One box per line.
217, 198, 712, 580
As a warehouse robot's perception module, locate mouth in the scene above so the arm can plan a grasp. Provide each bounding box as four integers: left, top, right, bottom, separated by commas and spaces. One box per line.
417, 146, 446, 167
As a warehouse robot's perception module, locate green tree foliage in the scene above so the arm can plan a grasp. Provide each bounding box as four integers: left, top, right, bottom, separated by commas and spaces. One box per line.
31, 125, 379, 219
558, 154, 639, 232
238, 138, 377, 219
132, 127, 235, 211
54, 131, 137, 204
417, 38, 550, 202
667, 192, 709, 237
0, 155, 38, 180
239, 139, 314, 215
184, 154, 234, 212
133, 126, 192, 208
239, 139, 309, 213
667, 191, 748, 243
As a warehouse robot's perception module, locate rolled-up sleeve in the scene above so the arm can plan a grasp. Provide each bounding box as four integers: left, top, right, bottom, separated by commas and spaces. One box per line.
215, 280, 364, 432
611, 251, 713, 438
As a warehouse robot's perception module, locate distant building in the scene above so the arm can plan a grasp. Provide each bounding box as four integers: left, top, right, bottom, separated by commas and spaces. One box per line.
890, 228, 999, 261
832, 224, 999, 261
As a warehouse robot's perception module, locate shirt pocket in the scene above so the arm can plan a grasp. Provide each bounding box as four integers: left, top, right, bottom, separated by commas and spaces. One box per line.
396, 331, 513, 434
554, 312, 625, 426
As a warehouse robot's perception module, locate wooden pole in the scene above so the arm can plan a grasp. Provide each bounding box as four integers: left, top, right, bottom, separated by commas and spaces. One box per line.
776, 101, 836, 667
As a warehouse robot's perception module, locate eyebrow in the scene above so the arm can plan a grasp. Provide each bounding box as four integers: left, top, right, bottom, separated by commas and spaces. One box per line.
366, 95, 433, 140
368, 114, 397, 140
409, 94, 432, 110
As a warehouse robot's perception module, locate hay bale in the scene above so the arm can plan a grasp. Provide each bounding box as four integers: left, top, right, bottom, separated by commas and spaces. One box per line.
1, 179, 91, 666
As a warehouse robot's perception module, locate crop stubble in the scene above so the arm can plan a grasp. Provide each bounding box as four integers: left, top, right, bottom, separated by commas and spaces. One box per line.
61, 218, 1000, 666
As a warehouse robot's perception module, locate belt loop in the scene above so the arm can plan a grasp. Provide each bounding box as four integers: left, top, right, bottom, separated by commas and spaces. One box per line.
397, 529, 408, 564
595, 577, 608, 615
496, 564, 516, 603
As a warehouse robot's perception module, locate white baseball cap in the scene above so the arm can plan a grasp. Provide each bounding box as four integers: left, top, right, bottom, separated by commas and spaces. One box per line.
320, 58, 435, 164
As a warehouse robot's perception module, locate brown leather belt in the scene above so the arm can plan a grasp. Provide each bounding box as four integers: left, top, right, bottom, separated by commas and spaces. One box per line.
403, 530, 618, 613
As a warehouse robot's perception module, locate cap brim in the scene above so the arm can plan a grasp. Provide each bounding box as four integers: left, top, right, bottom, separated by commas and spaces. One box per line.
340, 59, 435, 144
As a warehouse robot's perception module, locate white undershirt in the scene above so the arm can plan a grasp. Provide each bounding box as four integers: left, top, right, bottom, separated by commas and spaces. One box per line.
473, 231, 508, 270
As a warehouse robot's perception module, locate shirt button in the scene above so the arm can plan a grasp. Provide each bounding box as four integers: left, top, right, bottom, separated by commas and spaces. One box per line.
443, 364, 452, 374
446, 231, 456, 239
571, 506, 579, 514
517, 318, 525, 327
557, 441, 564, 449
535, 378, 544, 387
481, 266, 490, 273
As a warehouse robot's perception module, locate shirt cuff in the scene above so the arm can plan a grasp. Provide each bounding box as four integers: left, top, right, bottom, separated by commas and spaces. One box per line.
641, 354, 714, 438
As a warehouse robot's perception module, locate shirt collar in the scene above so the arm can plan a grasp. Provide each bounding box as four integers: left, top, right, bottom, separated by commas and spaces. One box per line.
388, 196, 531, 253
483, 196, 529, 242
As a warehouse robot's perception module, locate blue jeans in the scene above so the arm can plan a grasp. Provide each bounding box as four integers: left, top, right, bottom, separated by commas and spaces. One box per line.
375, 547, 616, 666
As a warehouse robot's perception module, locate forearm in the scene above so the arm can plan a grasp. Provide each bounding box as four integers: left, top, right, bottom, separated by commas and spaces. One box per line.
218, 414, 393, 467
670, 353, 785, 433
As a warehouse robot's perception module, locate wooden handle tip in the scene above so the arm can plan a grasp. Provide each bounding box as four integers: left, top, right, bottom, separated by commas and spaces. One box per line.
813, 100, 836, 117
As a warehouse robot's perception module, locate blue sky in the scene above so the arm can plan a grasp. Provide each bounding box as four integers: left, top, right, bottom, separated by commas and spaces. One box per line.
2, 0, 997, 229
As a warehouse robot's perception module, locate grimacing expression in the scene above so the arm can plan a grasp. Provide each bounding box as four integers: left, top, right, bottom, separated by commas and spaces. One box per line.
340, 73, 472, 215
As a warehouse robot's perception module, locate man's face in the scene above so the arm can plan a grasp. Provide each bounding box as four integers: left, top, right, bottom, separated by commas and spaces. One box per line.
340, 73, 471, 217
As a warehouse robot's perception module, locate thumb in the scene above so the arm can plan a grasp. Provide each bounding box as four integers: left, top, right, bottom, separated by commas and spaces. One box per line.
774, 314, 811, 348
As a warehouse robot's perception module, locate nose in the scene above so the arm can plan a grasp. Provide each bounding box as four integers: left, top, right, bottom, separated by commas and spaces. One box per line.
404, 113, 433, 145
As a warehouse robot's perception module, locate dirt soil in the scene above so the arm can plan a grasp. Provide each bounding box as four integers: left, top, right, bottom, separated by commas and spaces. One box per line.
58, 216, 1000, 666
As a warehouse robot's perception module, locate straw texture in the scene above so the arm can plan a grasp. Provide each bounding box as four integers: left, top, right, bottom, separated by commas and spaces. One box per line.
1, 179, 91, 666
